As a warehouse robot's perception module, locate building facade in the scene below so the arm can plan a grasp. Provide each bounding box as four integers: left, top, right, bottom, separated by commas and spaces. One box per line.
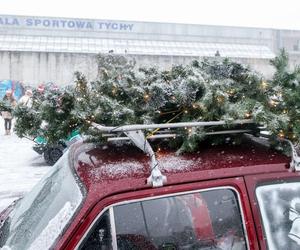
0, 14, 300, 85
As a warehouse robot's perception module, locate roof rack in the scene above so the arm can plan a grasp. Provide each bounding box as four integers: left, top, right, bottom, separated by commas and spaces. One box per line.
91, 119, 300, 187
280, 139, 300, 171
91, 119, 254, 187
91, 119, 253, 133
257, 133, 300, 171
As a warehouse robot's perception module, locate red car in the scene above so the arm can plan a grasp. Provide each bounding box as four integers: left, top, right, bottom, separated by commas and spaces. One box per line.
0, 122, 300, 250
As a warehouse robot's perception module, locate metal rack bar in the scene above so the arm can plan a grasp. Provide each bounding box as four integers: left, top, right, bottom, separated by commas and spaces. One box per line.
91, 120, 256, 188
281, 139, 300, 171
91, 119, 300, 185
91, 119, 253, 133
107, 129, 252, 141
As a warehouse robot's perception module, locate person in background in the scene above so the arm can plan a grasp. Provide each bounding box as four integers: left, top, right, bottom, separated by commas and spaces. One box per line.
2, 90, 17, 135
19, 89, 33, 108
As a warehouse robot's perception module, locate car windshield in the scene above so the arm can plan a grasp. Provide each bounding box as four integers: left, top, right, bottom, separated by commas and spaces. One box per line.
0, 151, 84, 250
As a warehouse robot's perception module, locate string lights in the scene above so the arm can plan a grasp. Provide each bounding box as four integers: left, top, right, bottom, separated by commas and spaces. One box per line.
143, 93, 150, 101
260, 81, 268, 90
244, 112, 252, 118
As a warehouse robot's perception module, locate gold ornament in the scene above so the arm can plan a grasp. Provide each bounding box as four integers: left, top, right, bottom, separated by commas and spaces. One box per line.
278, 130, 285, 138
227, 89, 236, 96
144, 93, 150, 101
269, 99, 279, 107
216, 95, 225, 104
244, 112, 251, 118
260, 81, 268, 90
112, 87, 117, 95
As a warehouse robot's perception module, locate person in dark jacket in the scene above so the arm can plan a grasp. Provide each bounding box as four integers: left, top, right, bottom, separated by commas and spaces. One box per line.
1, 90, 17, 135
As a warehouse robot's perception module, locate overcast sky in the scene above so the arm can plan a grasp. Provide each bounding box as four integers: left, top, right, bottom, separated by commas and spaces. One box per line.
1, 0, 300, 30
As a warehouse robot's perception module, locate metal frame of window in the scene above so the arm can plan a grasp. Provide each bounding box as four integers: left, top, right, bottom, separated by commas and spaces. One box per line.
253, 177, 300, 250
75, 186, 250, 250
0, 34, 275, 59
245, 173, 300, 250
109, 208, 118, 249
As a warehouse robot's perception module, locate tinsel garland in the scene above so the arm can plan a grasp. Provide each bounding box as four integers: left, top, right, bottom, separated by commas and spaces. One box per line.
12, 50, 300, 153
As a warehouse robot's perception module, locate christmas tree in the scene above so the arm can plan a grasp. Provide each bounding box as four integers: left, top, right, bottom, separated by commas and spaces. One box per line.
14, 83, 83, 143
268, 49, 300, 140
12, 51, 298, 153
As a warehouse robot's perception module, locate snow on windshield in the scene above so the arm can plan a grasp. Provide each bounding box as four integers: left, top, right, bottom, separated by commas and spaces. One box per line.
29, 202, 74, 250
256, 182, 300, 250
1, 151, 84, 250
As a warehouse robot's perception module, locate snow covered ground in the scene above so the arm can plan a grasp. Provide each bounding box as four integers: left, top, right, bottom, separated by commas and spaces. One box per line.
0, 117, 51, 212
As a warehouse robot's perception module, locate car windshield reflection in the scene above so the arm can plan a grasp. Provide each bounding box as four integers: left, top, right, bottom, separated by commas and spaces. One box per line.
0, 151, 84, 250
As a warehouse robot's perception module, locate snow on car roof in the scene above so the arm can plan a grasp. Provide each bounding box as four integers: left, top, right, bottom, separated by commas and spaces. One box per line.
72, 139, 290, 194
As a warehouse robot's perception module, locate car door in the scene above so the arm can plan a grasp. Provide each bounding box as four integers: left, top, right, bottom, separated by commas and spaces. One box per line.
65, 177, 259, 250
245, 172, 300, 250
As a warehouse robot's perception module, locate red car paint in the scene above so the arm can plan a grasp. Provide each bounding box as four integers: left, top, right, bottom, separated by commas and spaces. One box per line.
56, 139, 291, 250
2, 138, 295, 250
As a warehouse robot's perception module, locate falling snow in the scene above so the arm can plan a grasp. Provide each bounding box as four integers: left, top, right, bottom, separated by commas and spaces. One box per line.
28, 202, 75, 250
0, 117, 51, 212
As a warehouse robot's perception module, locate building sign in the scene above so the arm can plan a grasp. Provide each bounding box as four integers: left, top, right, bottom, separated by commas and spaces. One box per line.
0, 15, 134, 32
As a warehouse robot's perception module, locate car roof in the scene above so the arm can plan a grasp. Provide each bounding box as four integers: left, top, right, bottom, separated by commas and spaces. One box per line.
71, 137, 290, 204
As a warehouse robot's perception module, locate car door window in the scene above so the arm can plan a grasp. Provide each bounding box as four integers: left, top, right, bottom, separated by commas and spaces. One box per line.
256, 182, 300, 250
78, 188, 247, 250
113, 188, 247, 250
79, 210, 112, 250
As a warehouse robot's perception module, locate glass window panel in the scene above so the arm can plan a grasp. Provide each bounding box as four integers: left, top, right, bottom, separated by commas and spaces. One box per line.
256, 182, 300, 249
114, 189, 247, 250
79, 210, 112, 250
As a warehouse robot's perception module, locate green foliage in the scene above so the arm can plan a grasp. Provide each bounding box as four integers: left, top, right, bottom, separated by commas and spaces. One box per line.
0, 100, 13, 112
14, 83, 83, 143
267, 49, 300, 141
13, 51, 300, 152
13, 105, 41, 138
